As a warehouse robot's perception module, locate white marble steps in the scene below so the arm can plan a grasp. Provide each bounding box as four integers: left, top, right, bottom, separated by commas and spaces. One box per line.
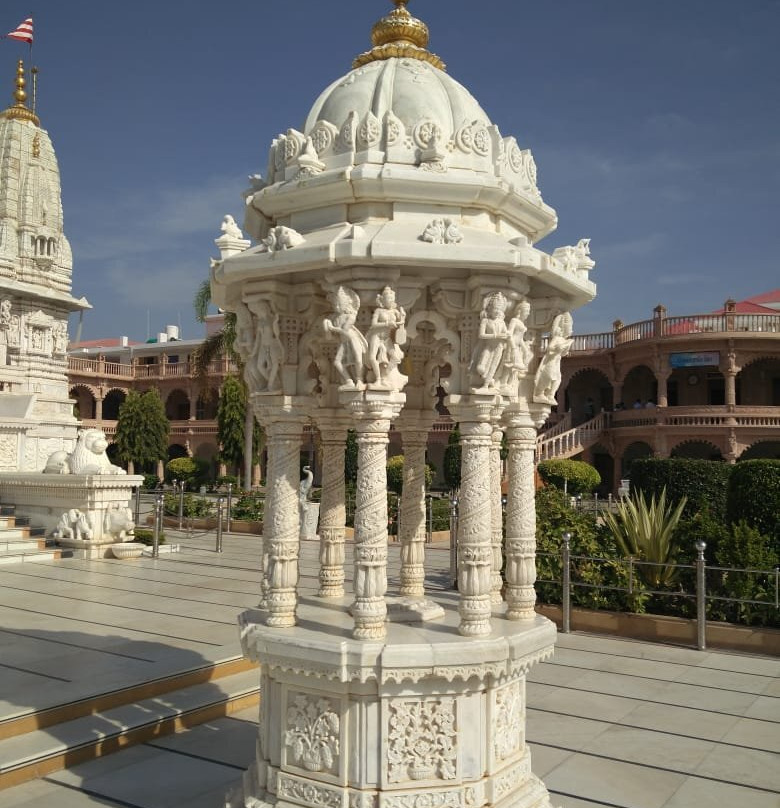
0, 657, 260, 791
0, 509, 65, 564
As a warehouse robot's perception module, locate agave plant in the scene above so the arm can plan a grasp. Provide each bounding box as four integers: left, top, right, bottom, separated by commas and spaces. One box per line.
602, 487, 687, 588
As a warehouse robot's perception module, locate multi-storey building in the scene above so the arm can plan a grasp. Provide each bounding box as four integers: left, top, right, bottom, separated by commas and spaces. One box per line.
539, 292, 780, 492
69, 293, 780, 492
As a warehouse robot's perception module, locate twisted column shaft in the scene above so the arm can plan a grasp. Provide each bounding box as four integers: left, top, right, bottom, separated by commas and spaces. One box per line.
490, 426, 504, 604
352, 417, 392, 640
263, 420, 302, 627
399, 428, 428, 598
317, 425, 348, 598
504, 422, 538, 620
456, 420, 494, 636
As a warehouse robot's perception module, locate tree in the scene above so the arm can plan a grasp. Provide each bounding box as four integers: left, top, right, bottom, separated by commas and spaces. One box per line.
114, 390, 169, 475
217, 375, 247, 475
193, 278, 260, 487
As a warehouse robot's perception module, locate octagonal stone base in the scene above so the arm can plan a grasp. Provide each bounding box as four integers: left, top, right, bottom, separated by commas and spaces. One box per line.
227, 599, 558, 808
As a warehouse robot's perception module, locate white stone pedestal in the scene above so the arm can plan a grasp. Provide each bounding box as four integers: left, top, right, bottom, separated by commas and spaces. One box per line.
227, 599, 557, 808
0, 473, 143, 558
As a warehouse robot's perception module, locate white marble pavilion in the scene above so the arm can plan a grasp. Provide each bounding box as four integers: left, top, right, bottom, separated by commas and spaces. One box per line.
214, 3, 596, 807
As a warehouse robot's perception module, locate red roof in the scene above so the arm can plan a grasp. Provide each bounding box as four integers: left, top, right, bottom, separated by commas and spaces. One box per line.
743, 289, 780, 306
711, 301, 777, 314
68, 338, 142, 349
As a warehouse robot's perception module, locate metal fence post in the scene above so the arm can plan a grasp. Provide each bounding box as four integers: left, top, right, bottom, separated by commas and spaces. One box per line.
696, 540, 707, 651
177, 480, 185, 530
426, 495, 433, 543
226, 483, 233, 533
561, 532, 571, 633
216, 496, 224, 553
449, 494, 459, 589
134, 485, 141, 527
153, 492, 163, 559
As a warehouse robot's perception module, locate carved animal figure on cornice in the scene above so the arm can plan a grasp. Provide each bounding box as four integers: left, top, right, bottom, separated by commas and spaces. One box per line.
366, 286, 407, 390
552, 238, 594, 274
533, 312, 574, 405
324, 286, 367, 389
469, 292, 510, 391
68, 429, 127, 475
260, 225, 305, 254
220, 214, 243, 240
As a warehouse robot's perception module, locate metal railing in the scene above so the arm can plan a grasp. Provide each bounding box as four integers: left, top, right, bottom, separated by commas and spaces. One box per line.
539, 534, 779, 650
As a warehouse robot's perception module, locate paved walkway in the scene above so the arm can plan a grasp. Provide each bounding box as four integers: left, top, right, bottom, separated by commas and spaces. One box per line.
0, 529, 778, 808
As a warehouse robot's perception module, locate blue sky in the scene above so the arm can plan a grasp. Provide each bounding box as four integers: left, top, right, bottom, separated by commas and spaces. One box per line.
2, 1, 778, 342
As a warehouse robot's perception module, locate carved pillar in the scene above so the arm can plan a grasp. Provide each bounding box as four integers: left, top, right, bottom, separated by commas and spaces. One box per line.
316, 418, 349, 598
503, 411, 538, 621
351, 404, 397, 640
398, 420, 429, 598
656, 369, 671, 408
450, 400, 495, 637
724, 370, 737, 410
262, 418, 303, 628
189, 392, 197, 420
95, 395, 103, 421
490, 424, 504, 604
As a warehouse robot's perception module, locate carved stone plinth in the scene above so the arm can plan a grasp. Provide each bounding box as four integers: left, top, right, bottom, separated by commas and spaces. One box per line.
228, 601, 557, 808
0, 473, 143, 558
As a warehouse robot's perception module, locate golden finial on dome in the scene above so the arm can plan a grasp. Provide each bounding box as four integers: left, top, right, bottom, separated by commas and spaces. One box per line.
353, 0, 446, 71
1, 60, 40, 126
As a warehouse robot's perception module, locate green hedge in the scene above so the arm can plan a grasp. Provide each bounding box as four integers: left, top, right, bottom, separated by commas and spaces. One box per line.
726, 460, 780, 555
630, 458, 730, 520
537, 459, 600, 495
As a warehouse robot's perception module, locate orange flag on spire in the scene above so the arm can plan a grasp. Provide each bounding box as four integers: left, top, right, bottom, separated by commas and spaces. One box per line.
5, 18, 33, 44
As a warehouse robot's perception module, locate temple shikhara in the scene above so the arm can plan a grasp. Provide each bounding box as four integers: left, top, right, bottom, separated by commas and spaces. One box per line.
214, 3, 595, 807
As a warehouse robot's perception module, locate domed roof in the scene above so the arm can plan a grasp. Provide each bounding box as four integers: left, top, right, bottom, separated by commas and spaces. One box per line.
304, 57, 491, 146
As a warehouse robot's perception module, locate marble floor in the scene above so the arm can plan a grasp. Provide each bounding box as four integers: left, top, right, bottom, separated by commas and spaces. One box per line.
0, 525, 777, 808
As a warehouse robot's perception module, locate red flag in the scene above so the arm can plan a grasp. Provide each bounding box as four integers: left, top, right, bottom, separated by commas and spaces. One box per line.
5, 18, 33, 44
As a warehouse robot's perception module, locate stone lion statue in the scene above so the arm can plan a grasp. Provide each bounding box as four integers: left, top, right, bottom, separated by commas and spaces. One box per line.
68, 429, 126, 475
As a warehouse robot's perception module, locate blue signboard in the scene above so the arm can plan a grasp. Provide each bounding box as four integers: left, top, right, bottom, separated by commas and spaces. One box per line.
669, 351, 720, 368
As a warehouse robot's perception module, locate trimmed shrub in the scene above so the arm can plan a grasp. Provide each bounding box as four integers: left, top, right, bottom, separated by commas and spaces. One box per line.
142, 473, 161, 490
134, 528, 165, 545
535, 486, 637, 612
630, 458, 730, 520
713, 521, 779, 627
537, 459, 600, 495
386, 455, 434, 495
726, 460, 780, 554
231, 492, 264, 521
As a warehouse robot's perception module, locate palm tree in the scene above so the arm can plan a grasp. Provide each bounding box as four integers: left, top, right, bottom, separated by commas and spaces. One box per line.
192, 279, 257, 488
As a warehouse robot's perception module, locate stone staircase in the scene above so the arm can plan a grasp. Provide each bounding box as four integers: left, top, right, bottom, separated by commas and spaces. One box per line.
0, 506, 67, 565
0, 656, 260, 791
536, 411, 612, 461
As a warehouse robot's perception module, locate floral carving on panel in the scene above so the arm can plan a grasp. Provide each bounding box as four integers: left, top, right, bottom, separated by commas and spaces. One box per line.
284, 694, 340, 773
387, 699, 457, 782
494, 682, 522, 762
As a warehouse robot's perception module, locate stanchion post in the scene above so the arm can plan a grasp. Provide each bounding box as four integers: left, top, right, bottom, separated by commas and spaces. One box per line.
696, 540, 707, 651
449, 494, 459, 589
134, 485, 141, 526
216, 496, 224, 553
426, 495, 433, 543
561, 531, 571, 633
153, 492, 163, 559
226, 483, 233, 533
177, 479, 185, 530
